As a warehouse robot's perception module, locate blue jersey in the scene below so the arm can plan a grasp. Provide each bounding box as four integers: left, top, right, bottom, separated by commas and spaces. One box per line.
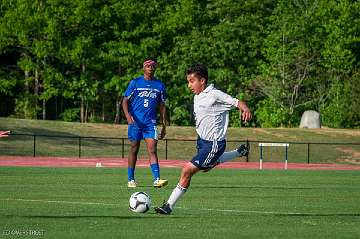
124, 76, 166, 126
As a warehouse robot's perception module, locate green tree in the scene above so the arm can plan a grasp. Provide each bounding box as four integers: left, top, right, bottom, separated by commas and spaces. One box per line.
256, 0, 328, 127
319, 0, 360, 127
0, 0, 62, 119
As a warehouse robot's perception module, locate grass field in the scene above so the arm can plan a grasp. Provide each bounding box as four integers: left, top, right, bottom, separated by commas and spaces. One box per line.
1, 166, 359, 239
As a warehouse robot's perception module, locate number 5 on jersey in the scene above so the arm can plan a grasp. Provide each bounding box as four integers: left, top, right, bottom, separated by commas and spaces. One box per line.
144, 99, 149, 107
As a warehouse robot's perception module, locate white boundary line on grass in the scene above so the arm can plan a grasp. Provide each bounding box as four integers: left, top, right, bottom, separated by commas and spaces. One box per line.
2, 198, 304, 215
1, 198, 119, 207
176, 207, 304, 215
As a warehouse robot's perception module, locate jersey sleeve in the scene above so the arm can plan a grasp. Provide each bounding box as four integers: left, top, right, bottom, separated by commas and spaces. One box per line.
124, 80, 136, 98
213, 89, 238, 109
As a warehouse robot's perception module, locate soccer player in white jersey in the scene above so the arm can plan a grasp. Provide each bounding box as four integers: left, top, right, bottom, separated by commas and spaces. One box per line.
155, 63, 252, 214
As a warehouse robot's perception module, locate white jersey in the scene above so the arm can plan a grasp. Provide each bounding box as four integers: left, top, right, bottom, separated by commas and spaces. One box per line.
193, 84, 239, 141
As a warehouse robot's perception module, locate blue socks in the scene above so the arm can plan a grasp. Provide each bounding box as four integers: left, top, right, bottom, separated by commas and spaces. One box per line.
128, 167, 135, 181
128, 163, 160, 182
150, 163, 160, 181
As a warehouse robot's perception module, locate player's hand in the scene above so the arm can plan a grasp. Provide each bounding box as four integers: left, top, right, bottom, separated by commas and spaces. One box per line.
126, 116, 134, 124
0, 131, 10, 138
159, 124, 166, 140
238, 101, 252, 122
242, 110, 252, 122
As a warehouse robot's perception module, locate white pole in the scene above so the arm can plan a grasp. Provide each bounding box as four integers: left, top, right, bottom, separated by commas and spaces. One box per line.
260, 145, 263, 170
285, 145, 288, 170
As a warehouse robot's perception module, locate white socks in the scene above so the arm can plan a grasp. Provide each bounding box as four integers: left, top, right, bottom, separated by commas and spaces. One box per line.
167, 183, 187, 210
218, 150, 239, 163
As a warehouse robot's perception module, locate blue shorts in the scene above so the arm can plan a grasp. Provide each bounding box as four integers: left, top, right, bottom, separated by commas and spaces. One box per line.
128, 123, 158, 141
190, 138, 226, 170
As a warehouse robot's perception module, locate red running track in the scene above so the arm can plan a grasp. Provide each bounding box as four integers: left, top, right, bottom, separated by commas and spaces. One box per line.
0, 156, 360, 170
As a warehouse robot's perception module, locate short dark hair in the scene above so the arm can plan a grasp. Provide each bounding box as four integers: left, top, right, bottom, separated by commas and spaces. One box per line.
186, 63, 208, 84
143, 57, 157, 63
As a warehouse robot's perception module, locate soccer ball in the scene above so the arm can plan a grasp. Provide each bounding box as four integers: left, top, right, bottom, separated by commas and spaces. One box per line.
129, 192, 151, 213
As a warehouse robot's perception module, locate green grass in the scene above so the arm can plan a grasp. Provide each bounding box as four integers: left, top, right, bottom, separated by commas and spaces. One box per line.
0, 167, 359, 238
1, 117, 360, 163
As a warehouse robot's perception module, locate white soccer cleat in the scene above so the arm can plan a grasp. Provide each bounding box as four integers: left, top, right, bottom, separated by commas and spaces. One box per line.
127, 180, 137, 188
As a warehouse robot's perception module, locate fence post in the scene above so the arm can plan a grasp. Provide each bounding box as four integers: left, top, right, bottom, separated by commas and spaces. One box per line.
307, 143, 310, 164
165, 139, 167, 160
246, 139, 249, 162
122, 138, 125, 158
165, 139, 168, 160
33, 135, 36, 157
78, 137, 82, 158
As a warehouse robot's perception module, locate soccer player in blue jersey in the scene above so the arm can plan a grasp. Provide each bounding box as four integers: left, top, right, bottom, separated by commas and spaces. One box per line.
155, 63, 252, 214
122, 58, 168, 188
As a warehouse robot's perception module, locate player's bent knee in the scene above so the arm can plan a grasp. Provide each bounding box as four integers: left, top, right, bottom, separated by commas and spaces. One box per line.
182, 163, 199, 177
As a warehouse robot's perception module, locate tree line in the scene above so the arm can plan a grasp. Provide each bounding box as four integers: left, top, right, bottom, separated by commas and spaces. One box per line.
0, 0, 359, 128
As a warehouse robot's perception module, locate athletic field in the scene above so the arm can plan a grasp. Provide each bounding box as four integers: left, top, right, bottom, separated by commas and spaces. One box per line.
1, 162, 359, 238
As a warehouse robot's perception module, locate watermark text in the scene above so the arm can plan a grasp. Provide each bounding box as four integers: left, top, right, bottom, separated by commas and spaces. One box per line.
2, 229, 45, 237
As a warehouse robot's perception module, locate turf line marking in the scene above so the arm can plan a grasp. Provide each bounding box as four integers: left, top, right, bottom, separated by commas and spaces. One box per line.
1, 198, 119, 207
177, 207, 360, 216
177, 206, 287, 215
1, 198, 282, 214
2, 198, 357, 216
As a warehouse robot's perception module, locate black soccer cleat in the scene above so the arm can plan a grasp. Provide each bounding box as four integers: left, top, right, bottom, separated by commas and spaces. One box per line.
155, 202, 172, 215
237, 144, 249, 157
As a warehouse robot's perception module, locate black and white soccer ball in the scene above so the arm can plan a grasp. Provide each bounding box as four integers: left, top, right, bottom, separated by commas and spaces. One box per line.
129, 192, 151, 213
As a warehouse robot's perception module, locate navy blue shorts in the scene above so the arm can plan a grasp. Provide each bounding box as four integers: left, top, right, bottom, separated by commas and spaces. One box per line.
128, 122, 157, 141
190, 138, 226, 170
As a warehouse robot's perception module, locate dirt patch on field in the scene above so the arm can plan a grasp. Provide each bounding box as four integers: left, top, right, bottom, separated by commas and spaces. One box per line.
312, 128, 360, 137
252, 128, 299, 140
335, 147, 360, 164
